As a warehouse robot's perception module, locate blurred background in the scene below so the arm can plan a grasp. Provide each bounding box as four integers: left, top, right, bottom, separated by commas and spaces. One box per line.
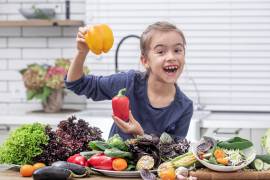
0, 0, 270, 153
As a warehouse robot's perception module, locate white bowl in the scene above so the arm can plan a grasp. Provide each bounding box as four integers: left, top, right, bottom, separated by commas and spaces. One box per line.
19, 8, 55, 19
191, 141, 256, 172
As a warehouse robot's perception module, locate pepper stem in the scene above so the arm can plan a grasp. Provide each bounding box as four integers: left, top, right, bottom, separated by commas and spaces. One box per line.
118, 88, 126, 96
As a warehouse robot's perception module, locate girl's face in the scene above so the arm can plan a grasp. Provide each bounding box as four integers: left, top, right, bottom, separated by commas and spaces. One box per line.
141, 30, 185, 84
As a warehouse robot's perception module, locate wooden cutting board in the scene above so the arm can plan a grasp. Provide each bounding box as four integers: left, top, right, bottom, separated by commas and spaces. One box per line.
189, 168, 270, 180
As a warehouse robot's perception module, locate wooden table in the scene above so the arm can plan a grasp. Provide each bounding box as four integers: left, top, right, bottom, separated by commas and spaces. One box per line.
0, 170, 142, 180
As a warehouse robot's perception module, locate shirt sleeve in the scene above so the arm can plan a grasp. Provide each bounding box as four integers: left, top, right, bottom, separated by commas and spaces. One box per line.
168, 101, 194, 138
64, 71, 132, 101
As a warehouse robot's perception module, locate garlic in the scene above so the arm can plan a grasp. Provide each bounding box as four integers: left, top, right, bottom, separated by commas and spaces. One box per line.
175, 166, 188, 177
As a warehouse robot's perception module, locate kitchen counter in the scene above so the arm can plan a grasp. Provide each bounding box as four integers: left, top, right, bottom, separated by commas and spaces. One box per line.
200, 111, 270, 128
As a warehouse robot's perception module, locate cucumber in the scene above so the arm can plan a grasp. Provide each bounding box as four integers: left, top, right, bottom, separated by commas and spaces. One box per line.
80, 150, 103, 159
104, 148, 133, 159
256, 154, 270, 164
88, 141, 110, 151
263, 162, 270, 171
250, 159, 264, 171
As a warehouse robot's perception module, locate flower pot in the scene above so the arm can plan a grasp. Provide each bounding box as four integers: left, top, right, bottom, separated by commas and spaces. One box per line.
42, 89, 64, 113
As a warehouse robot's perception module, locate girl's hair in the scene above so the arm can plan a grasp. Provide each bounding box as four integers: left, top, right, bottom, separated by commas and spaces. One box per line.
140, 21, 186, 56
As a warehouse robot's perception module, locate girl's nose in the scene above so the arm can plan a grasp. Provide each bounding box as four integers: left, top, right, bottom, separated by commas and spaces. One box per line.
166, 50, 176, 62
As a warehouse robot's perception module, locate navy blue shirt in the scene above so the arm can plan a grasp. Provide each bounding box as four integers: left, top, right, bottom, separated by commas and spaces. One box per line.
65, 70, 193, 140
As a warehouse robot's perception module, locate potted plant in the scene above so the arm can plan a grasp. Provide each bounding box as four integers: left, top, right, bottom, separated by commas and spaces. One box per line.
20, 58, 89, 113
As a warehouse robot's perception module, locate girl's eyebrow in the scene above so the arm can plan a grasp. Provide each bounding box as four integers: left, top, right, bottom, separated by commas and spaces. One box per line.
153, 43, 184, 49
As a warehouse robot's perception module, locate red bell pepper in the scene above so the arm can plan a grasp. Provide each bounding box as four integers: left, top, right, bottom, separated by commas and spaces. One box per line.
112, 88, 130, 121
67, 153, 87, 166
87, 153, 113, 170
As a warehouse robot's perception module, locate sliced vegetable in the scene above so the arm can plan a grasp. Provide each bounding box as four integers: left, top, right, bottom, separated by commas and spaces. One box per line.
214, 149, 225, 159
263, 162, 270, 171
216, 158, 229, 165
52, 161, 89, 177
256, 154, 270, 164
33, 166, 72, 180
136, 155, 155, 170
250, 159, 264, 171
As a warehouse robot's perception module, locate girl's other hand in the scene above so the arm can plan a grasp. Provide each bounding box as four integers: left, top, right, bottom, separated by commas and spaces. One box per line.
76, 26, 89, 55
112, 111, 144, 137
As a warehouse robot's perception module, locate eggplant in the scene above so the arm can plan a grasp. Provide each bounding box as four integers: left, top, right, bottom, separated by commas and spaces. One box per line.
33, 166, 72, 180
52, 161, 89, 177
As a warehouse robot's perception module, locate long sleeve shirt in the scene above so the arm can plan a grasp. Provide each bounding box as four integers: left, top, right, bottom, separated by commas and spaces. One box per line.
65, 70, 193, 140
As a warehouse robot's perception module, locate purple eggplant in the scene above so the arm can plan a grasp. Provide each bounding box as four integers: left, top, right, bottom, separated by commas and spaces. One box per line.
33, 166, 71, 180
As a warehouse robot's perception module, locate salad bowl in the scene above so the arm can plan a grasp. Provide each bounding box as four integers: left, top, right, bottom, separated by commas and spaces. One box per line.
191, 138, 256, 172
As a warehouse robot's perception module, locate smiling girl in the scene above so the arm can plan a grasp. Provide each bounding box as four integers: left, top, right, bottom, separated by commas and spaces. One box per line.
65, 21, 193, 140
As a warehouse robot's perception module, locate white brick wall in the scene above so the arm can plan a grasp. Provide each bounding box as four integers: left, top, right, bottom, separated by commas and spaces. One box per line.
0, 0, 87, 113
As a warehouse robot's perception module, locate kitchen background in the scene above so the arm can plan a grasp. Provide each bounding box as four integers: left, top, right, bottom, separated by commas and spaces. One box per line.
0, 0, 270, 153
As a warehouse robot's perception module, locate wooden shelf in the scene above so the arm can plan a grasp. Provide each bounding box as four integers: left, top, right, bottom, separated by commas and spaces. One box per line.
0, 20, 84, 27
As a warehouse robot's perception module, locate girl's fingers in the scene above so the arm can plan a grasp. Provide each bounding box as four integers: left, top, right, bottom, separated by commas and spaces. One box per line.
77, 32, 85, 38
78, 26, 88, 34
129, 111, 136, 123
112, 115, 128, 132
77, 37, 86, 43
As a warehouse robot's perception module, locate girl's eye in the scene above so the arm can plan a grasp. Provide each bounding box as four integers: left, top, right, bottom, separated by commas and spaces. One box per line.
175, 48, 183, 53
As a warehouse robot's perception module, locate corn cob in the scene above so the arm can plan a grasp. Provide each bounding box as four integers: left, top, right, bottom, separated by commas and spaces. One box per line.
170, 151, 197, 168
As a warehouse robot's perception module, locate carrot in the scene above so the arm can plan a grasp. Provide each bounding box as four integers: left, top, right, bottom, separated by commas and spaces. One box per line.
214, 149, 225, 159
112, 158, 128, 171
217, 158, 229, 165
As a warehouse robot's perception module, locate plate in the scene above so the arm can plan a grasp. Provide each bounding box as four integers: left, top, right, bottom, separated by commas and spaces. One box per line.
91, 168, 157, 178
191, 141, 256, 172
0, 164, 20, 171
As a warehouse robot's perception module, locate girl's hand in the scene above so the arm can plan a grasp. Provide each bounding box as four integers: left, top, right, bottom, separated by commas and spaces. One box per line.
76, 26, 89, 55
112, 111, 144, 137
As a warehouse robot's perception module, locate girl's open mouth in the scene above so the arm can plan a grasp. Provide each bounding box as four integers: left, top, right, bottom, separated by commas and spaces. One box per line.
163, 65, 179, 74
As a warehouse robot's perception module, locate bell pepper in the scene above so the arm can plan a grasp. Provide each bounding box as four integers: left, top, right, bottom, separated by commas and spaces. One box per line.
87, 153, 113, 170
67, 153, 87, 166
112, 88, 130, 121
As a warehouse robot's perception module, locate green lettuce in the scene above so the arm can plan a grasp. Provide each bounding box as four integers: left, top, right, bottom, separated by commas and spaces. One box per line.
0, 123, 48, 165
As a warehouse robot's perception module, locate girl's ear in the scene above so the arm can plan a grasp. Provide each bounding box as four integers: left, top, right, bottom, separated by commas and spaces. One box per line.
140, 54, 149, 69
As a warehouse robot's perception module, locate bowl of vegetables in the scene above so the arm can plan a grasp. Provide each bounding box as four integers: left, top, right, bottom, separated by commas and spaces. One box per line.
191, 136, 256, 172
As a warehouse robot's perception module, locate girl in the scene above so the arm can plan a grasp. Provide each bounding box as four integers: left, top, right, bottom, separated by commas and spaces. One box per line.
65, 21, 193, 140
